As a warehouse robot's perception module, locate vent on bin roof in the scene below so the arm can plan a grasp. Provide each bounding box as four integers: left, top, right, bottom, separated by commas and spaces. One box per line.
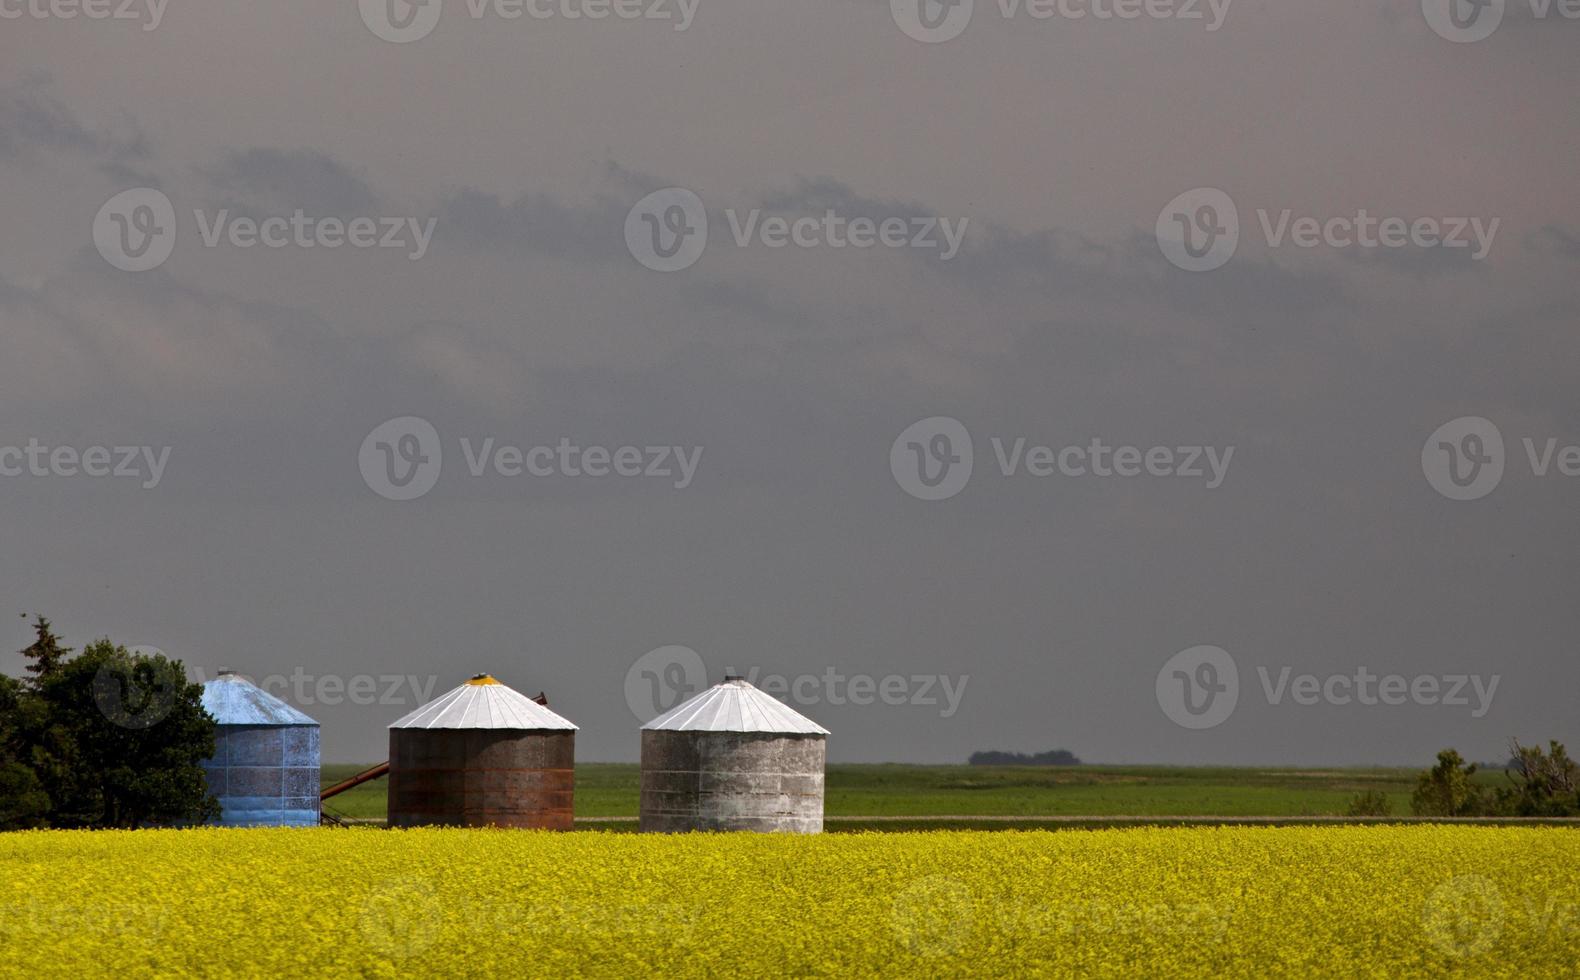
389, 675, 577, 730
642, 677, 829, 734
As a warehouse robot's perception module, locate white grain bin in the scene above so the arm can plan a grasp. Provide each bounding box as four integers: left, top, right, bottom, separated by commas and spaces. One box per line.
640, 676, 828, 833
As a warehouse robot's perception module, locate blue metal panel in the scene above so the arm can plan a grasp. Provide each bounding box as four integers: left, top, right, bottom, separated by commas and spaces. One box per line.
202, 723, 321, 828
227, 728, 284, 767
281, 726, 319, 766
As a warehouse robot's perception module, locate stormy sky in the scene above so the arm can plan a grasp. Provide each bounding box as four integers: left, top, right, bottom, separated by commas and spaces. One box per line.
1, 2, 1576, 764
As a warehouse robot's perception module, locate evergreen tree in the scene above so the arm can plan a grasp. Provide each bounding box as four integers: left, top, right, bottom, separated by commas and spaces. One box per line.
19, 614, 72, 685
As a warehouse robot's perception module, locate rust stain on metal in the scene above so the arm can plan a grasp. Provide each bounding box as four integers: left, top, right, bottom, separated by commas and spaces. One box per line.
387, 728, 575, 830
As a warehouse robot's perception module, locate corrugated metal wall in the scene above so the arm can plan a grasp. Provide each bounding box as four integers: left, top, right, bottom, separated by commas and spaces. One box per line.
640, 730, 825, 833
201, 723, 320, 827
387, 728, 575, 829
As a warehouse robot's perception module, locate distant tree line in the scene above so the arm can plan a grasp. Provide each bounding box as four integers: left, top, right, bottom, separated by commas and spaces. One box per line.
1410, 742, 1580, 818
968, 749, 1082, 767
0, 615, 217, 830
1345, 742, 1578, 818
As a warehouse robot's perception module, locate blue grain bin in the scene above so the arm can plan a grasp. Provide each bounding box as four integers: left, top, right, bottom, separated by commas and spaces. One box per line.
199, 671, 320, 827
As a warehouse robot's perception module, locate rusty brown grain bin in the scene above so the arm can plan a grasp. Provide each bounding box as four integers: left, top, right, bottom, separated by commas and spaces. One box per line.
386, 674, 577, 829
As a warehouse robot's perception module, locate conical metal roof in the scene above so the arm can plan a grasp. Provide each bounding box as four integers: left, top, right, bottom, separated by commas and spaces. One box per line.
389, 674, 578, 730
201, 672, 317, 726
642, 677, 829, 734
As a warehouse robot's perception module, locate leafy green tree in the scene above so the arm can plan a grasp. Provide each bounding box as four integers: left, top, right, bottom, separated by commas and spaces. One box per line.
16, 636, 218, 828
1495, 740, 1580, 817
0, 673, 50, 830
1411, 743, 1580, 819
1346, 789, 1392, 817
1411, 749, 1490, 817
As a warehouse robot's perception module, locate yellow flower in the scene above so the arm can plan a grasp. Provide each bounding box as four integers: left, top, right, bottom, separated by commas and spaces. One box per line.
0, 826, 1575, 977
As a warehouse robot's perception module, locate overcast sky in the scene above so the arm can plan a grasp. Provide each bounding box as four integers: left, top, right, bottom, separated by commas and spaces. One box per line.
1, 2, 1576, 764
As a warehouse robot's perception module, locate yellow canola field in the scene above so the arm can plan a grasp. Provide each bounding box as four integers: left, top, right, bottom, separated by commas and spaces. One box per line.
1, 826, 1577, 978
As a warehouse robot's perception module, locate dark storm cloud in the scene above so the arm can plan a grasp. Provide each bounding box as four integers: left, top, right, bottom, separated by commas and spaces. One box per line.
755, 176, 939, 222
1341, 240, 1492, 278
0, 75, 147, 167
2, 4, 1578, 767
198, 148, 381, 216
940, 223, 1351, 323
677, 279, 814, 330
435, 186, 629, 260
0, 251, 349, 416
1526, 224, 1580, 259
